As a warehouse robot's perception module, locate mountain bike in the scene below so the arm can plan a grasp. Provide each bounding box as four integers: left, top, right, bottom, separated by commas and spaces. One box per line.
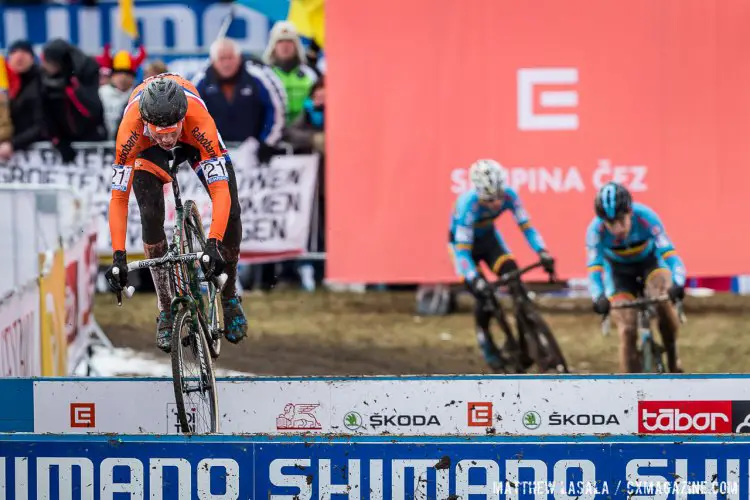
601, 294, 686, 373
112, 152, 226, 434
484, 260, 569, 374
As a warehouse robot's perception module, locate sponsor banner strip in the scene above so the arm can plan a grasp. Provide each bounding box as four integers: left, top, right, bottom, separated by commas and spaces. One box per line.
21, 378, 750, 436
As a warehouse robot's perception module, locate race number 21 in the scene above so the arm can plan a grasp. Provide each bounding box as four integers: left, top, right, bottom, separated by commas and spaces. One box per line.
200, 157, 229, 185
111, 165, 132, 192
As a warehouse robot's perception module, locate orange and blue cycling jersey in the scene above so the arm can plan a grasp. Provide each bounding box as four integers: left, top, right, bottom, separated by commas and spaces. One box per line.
585, 202, 686, 299
108, 73, 232, 253
449, 187, 545, 281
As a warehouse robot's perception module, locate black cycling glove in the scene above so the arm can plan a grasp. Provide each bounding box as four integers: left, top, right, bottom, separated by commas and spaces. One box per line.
593, 294, 610, 315
669, 284, 686, 302
538, 250, 555, 275
105, 250, 128, 293
201, 238, 226, 280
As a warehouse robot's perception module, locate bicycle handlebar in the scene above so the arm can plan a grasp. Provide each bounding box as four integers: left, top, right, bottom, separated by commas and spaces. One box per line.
609, 294, 671, 309
600, 295, 685, 336
112, 252, 228, 306
494, 260, 553, 287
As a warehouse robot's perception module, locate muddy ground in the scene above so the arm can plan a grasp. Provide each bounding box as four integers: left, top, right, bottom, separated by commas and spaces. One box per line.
93, 289, 750, 375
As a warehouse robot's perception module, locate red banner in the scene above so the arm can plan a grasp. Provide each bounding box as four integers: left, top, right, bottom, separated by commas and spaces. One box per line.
327, 0, 750, 282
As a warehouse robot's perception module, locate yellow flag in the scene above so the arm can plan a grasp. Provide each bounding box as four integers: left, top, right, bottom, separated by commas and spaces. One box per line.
0, 56, 9, 92
120, 0, 138, 39
288, 0, 325, 48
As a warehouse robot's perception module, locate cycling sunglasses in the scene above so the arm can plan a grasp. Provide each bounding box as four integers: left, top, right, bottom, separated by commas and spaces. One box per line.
147, 120, 183, 136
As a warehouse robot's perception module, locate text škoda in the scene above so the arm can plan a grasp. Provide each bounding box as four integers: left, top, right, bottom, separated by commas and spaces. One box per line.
549, 413, 620, 426
370, 414, 440, 428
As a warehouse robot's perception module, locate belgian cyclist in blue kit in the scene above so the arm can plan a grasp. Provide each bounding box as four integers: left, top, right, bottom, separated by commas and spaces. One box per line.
586, 182, 686, 373
449, 159, 555, 371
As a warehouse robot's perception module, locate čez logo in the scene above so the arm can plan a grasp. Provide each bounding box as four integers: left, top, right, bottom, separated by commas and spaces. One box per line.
370, 414, 441, 428
517, 67, 579, 131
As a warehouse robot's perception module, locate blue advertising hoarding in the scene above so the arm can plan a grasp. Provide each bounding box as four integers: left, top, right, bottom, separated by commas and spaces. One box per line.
0, 1, 281, 61
1, 435, 749, 499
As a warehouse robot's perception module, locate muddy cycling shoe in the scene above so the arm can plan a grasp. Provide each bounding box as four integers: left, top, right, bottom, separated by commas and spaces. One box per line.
222, 296, 248, 344
156, 311, 173, 353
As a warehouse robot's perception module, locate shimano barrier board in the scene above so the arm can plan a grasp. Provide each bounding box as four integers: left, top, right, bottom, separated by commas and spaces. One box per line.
1, 435, 750, 499
3, 375, 750, 498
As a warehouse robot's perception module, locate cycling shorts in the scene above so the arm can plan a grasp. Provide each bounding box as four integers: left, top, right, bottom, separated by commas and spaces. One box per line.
603, 253, 671, 300
450, 229, 518, 278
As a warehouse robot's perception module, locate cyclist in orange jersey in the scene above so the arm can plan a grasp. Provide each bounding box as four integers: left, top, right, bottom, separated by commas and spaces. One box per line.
104, 73, 248, 352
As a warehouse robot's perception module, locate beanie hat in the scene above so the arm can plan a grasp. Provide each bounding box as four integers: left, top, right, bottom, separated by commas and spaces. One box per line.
8, 40, 34, 57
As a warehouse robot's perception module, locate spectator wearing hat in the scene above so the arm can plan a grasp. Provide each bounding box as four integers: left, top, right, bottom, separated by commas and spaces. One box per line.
0, 40, 44, 161
263, 21, 318, 124
98, 46, 146, 139
41, 38, 106, 163
95, 43, 113, 87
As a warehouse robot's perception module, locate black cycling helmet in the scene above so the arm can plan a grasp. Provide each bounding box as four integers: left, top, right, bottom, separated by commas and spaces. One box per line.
138, 77, 188, 127
595, 182, 632, 221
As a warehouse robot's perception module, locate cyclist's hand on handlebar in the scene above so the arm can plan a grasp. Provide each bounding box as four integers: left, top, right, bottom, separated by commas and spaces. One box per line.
201, 238, 226, 280
538, 250, 555, 276
469, 275, 492, 298
593, 294, 610, 315
669, 284, 685, 303
105, 250, 128, 293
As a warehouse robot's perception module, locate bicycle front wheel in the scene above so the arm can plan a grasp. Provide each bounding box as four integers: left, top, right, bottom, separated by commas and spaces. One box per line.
171, 306, 219, 434
521, 306, 569, 373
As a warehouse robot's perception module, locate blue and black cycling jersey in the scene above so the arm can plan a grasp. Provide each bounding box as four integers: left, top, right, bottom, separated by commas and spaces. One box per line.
585, 202, 686, 299
449, 188, 545, 281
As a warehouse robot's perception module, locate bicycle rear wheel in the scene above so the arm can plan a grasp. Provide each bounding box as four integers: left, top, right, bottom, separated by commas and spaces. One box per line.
171, 306, 219, 434
182, 200, 222, 359
520, 306, 569, 373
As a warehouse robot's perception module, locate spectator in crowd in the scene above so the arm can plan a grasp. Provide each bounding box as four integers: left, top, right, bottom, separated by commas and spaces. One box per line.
285, 76, 325, 154
194, 37, 287, 292
98, 46, 146, 139
40, 38, 105, 163
284, 76, 326, 290
95, 43, 113, 87
0, 57, 14, 147
144, 60, 168, 79
262, 21, 318, 124
193, 37, 286, 164
0, 41, 44, 160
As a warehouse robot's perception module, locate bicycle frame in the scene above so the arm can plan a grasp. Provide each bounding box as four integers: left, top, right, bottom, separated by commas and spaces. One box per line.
118, 158, 225, 334
601, 294, 684, 373
482, 262, 546, 347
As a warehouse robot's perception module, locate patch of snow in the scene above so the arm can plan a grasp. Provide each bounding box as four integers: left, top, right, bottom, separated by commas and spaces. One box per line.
73, 345, 252, 377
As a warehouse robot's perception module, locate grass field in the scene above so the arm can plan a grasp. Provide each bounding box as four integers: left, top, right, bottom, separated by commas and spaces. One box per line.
93, 290, 750, 375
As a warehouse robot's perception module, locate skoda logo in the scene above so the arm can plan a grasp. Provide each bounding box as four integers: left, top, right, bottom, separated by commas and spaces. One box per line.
344, 411, 364, 430
522, 411, 542, 430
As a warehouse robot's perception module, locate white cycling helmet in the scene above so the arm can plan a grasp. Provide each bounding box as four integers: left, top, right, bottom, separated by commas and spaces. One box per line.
469, 159, 508, 200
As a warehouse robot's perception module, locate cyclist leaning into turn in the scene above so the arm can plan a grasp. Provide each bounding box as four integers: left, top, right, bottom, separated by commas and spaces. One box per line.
449, 159, 556, 370
586, 182, 686, 373
104, 73, 248, 352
